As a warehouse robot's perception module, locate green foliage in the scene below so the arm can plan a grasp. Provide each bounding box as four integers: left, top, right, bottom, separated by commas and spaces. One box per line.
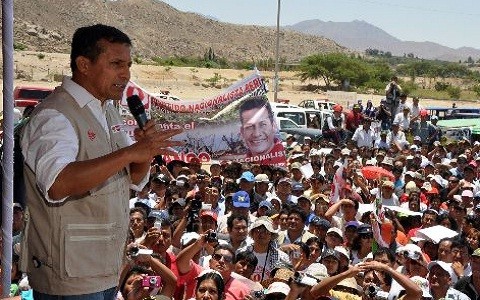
206, 73, 222, 87
447, 85, 461, 99
473, 85, 480, 97
434, 81, 450, 91
14, 42, 27, 51
37, 53, 45, 59
133, 55, 143, 64
400, 81, 418, 96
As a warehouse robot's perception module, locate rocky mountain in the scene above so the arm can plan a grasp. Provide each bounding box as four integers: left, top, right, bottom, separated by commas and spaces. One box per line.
3, 0, 344, 63
286, 19, 480, 62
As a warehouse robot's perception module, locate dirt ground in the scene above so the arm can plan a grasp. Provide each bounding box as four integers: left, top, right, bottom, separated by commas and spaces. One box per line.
0, 51, 476, 112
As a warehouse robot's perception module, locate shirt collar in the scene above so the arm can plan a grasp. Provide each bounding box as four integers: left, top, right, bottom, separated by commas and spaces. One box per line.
62, 76, 98, 108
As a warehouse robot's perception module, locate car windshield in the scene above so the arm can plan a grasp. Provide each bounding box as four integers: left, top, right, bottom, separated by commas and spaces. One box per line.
280, 119, 300, 129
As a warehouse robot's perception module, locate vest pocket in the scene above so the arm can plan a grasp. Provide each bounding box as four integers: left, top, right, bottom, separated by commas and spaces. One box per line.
61, 220, 120, 279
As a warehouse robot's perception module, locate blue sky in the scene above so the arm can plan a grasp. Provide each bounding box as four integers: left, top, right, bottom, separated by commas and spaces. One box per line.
160, 0, 480, 49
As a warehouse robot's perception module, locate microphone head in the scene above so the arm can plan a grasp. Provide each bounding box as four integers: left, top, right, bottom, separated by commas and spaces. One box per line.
126, 95, 145, 115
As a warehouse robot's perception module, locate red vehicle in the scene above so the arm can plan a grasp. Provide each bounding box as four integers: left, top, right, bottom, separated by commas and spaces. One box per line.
14, 85, 54, 111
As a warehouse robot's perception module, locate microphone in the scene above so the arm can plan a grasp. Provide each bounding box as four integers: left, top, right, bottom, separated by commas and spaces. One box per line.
126, 95, 148, 130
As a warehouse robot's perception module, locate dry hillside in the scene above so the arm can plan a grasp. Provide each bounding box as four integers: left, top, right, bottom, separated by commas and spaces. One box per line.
5, 0, 345, 62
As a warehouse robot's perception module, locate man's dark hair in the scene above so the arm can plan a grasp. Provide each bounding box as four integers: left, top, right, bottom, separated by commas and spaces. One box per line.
70, 24, 132, 72
227, 214, 248, 231
120, 266, 152, 298
294, 241, 311, 259
373, 247, 395, 263
288, 206, 308, 223
129, 207, 147, 220
451, 236, 472, 253
214, 244, 236, 261
238, 96, 274, 125
234, 250, 259, 269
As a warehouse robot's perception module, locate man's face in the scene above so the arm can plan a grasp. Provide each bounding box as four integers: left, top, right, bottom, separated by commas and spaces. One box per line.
255, 182, 269, 195
288, 213, 305, 232
374, 253, 393, 268
428, 265, 451, 289
452, 246, 469, 264
210, 249, 234, 278
228, 219, 248, 243
152, 226, 172, 254
234, 259, 255, 279
421, 213, 437, 228
12, 208, 24, 232
437, 241, 453, 263
79, 40, 131, 101
201, 216, 217, 233
240, 107, 276, 156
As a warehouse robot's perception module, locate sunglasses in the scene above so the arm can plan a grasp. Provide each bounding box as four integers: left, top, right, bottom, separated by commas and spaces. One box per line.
212, 253, 233, 263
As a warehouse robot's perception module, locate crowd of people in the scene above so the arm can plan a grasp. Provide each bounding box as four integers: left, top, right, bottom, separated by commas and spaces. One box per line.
2, 24, 480, 300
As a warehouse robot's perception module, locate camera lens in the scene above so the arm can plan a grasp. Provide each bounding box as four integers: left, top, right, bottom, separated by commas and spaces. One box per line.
149, 277, 157, 285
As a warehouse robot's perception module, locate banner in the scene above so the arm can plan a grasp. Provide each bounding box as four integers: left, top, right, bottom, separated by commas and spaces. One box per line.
440, 126, 472, 141
119, 71, 287, 167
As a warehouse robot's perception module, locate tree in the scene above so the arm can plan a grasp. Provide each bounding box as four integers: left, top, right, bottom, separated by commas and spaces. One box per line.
296, 53, 371, 90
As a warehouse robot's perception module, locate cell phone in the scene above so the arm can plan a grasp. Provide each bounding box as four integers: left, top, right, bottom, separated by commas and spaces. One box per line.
142, 275, 162, 288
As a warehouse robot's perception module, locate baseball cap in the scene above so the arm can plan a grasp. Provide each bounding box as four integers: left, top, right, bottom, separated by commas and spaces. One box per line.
357, 224, 373, 235
290, 162, 303, 170
326, 227, 344, 240
333, 104, 343, 112
152, 173, 169, 184
472, 248, 480, 257
265, 282, 290, 296
255, 174, 270, 183
321, 248, 340, 261
410, 276, 432, 298
341, 148, 351, 156
148, 210, 168, 221
462, 190, 474, 198
251, 216, 277, 234
304, 263, 328, 281
278, 177, 292, 185
180, 232, 200, 247
345, 221, 360, 228
259, 200, 273, 210
292, 183, 304, 191
310, 216, 331, 229
239, 171, 255, 182
428, 261, 458, 283
232, 191, 250, 208
382, 180, 394, 188
200, 210, 218, 221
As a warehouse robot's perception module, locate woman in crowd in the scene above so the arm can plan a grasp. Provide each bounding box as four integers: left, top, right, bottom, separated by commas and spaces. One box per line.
192, 270, 225, 300
129, 208, 148, 244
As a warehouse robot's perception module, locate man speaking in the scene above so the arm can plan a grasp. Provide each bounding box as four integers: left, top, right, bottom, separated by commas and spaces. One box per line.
20, 24, 181, 299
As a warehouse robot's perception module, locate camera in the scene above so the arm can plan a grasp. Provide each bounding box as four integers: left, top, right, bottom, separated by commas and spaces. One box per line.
205, 231, 218, 243
364, 284, 388, 300
293, 271, 318, 287
250, 290, 264, 300
142, 276, 162, 288
186, 193, 203, 232
129, 246, 153, 257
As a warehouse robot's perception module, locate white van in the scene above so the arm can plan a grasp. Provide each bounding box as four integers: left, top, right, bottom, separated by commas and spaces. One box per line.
270, 102, 332, 129
270, 102, 308, 128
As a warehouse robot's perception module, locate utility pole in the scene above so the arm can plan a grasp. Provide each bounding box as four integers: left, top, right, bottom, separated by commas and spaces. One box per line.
273, 0, 281, 102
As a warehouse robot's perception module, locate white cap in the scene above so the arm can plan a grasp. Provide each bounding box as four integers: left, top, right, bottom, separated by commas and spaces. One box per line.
428, 261, 459, 284
266, 282, 290, 296
180, 232, 200, 247
327, 227, 344, 239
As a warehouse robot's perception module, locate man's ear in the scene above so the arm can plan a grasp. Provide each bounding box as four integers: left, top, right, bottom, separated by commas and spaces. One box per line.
75, 56, 90, 75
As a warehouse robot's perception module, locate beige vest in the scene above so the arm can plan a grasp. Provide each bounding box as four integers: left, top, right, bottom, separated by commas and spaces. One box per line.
21, 87, 131, 295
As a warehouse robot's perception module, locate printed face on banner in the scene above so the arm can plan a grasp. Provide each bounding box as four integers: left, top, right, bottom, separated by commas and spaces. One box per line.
119, 71, 287, 166
240, 106, 277, 156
